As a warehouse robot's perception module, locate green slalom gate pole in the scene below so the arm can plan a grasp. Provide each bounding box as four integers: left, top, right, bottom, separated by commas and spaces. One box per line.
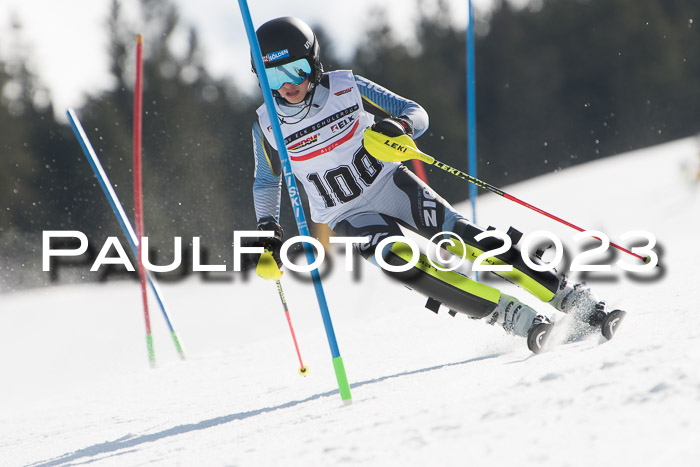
238, 0, 352, 404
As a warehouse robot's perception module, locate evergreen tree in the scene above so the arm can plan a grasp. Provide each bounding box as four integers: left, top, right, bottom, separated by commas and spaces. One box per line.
2, 0, 699, 291
78, 0, 258, 268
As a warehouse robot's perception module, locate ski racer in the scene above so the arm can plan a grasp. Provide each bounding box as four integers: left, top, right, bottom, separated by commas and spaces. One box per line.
248, 16, 623, 353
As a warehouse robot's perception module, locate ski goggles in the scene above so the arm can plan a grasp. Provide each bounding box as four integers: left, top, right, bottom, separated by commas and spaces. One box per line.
264, 58, 312, 90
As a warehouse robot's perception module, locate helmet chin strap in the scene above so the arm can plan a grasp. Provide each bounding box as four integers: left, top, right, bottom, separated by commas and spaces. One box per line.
275, 81, 319, 124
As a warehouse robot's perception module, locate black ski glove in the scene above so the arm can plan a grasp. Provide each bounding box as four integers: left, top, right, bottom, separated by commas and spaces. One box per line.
371, 115, 414, 138
256, 217, 284, 267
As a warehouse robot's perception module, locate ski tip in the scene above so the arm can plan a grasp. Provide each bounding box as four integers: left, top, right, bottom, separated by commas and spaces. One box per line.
527, 322, 554, 354
602, 309, 627, 340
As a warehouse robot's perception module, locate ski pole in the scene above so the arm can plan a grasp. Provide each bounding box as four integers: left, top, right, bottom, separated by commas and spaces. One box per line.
363, 129, 651, 264
275, 280, 308, 376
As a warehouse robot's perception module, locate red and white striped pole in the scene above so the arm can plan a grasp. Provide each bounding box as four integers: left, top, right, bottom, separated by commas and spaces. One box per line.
133, 34, 155, 366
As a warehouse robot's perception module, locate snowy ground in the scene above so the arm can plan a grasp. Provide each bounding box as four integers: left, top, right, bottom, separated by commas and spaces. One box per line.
2, 137, 700, 466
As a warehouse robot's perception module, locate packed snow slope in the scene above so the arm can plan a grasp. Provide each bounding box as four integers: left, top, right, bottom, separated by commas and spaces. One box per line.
1, 137, 699, 467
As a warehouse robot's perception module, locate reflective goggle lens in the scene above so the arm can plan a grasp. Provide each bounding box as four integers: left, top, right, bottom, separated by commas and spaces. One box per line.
265, 58, 312, 90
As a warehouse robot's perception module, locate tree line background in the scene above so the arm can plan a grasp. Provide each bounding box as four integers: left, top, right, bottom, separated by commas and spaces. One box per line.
1, 0, 698, 291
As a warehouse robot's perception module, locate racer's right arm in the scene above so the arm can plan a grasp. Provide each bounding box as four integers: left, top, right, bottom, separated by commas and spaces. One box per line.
251, 121, 282, 223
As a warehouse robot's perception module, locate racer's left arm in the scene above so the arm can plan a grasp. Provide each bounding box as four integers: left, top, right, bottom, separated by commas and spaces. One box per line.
354, 74, 429, 139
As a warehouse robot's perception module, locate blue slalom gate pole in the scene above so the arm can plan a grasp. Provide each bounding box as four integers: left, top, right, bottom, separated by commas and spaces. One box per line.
466, 0, 479, 281
66, 108, 186, 360
466, 0, 478, 224
237, 0, 352, 404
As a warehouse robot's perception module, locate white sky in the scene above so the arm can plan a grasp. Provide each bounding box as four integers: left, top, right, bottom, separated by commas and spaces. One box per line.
0, 0, 514, 120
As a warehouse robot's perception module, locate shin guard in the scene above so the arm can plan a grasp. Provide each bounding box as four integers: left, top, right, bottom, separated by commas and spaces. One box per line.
447, 221, 560, 302
383, 242, 500, 318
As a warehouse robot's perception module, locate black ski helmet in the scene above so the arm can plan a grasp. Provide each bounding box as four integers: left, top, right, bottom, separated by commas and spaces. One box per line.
252, 17, 323, 85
